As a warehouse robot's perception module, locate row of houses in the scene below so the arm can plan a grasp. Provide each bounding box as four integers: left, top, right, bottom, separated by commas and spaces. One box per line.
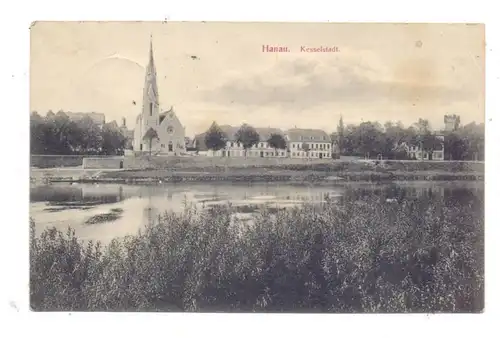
191, 125, 338, 159
71, 108, 445, 161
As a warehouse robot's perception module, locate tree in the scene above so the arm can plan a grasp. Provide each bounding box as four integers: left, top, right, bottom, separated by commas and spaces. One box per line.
78, 116, 103, 154
30, 111, 128, 156
235, 124, 260, 157
102, 124, 127, 155
353, 122, 385, 158
467, 133, 484, 161
420, 133, 443, 160
30, 112, 46, 154
301, 142, 311, 160
142, 127, 159, 156
337, 116, 344, 155
268, 133, 287, 156
413, 118, 431, 135
204, 121, 227, 152
444, 132, 468, 160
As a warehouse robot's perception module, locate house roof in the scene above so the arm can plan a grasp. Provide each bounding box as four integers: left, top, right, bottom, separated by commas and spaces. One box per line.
285, 128, 331, 142
255, 127, 284, 141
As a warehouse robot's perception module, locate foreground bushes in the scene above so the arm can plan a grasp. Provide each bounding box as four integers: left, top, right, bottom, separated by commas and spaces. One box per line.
30, 191, 484, 312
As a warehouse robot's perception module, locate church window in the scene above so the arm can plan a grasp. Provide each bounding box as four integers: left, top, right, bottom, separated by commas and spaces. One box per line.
168, 142, 173, 152
149, 102, 153, 116
161, 144, 165, 148
167, 126, 174, 134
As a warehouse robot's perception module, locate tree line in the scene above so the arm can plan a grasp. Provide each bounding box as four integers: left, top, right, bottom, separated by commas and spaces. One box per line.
203, 117, 484, 161
336, 117, 484, 161
30, 111, 128, 155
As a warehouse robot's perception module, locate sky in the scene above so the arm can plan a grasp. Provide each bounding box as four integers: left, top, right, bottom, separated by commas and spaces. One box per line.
30, 22, 485, 136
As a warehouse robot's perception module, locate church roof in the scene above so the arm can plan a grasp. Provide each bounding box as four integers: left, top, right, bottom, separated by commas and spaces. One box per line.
159, 106, 175, 124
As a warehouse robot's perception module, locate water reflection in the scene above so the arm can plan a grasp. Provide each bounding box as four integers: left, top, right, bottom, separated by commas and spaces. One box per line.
30, 184, 125, 205
29, 181, 484, 243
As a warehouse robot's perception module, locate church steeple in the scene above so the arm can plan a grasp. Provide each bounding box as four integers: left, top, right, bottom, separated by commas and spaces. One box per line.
142, 35, 159, 119
147, 35, 156, 77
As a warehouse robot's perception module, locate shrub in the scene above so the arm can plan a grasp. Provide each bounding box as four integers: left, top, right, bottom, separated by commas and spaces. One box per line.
30, 190, 484, 312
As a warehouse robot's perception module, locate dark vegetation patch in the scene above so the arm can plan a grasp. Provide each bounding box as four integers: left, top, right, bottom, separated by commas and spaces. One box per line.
30, 187, 484, 312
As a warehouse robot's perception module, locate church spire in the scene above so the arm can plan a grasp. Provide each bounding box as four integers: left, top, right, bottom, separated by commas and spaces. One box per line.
149, 35, 155, 70
142, 35, 159, 119
146, 35, 157, 82
144, 35, 159, 105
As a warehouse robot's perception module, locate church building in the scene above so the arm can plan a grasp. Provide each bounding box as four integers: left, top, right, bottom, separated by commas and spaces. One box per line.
133, 37, 186, 155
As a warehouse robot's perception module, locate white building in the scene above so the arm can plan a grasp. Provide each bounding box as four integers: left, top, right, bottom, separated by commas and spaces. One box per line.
285, 128, 332, 159
403, 135, 445, 160
194, 126, 288, 157
133, 37, 186, 155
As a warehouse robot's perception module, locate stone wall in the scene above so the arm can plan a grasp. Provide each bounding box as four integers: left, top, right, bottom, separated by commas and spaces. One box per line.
82, 157, 124, 169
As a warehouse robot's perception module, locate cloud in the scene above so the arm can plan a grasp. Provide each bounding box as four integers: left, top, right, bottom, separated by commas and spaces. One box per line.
201, 57, 471, 111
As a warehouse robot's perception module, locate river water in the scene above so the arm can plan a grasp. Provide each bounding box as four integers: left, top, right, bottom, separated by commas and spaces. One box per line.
29, 181, 484, 244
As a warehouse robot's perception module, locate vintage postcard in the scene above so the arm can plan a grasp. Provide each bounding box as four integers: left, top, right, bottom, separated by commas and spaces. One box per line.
29, 21, 485, 312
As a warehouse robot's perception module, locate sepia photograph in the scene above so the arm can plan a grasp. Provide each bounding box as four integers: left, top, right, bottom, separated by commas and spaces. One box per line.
29, 21, 485, 313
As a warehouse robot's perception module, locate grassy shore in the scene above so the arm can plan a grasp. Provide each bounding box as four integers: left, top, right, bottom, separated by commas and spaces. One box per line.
32, 159, 484, 184
30, 190, 484, 312
98, 159, 483, 183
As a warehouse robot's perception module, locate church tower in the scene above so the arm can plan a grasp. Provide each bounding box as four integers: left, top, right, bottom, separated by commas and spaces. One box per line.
133, 34, 186, 155
141, 36, 160, 132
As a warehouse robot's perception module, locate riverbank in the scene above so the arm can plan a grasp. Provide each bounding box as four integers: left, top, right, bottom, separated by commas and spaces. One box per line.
32, 159, 484, 184
30, 191, 484, 312
42, 171, 483, 184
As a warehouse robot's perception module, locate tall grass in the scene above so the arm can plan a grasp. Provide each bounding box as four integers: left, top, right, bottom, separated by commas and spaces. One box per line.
30, 190, 484, 312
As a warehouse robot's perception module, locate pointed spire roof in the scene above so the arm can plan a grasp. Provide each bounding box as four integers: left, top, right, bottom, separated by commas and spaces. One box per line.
144, 34, 159, 105
146, 34, 157, 78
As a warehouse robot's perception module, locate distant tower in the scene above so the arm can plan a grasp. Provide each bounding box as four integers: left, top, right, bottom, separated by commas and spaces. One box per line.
121, 117, 126, 128
141, 35, 160, 134
444, 114, 460, 132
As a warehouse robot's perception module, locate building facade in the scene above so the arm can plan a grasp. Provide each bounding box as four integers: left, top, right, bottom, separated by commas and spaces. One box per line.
133, 38, 186, 155
403, 135, 445, 160
286, 128, 332, 159
194, 126, 288, 157
193, 126, 334, 158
